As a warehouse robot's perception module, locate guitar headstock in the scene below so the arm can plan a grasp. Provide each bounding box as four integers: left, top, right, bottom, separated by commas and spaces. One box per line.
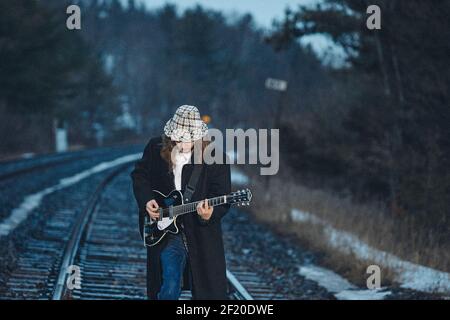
227, 188, 252, 207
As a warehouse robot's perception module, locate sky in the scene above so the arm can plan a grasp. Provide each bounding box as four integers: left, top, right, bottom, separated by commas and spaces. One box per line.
136, 0, 319, 29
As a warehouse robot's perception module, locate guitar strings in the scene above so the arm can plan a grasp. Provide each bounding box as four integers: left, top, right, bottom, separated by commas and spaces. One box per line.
161, 196, 225, 218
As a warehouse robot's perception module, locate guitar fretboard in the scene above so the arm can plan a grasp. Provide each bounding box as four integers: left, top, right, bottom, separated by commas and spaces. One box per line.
161, 195, 227, 218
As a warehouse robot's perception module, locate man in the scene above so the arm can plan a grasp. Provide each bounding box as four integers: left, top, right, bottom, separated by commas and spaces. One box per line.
131, 105, 231, 300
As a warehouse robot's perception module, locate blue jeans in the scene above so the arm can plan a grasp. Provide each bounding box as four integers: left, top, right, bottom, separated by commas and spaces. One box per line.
157, 232, 187, 300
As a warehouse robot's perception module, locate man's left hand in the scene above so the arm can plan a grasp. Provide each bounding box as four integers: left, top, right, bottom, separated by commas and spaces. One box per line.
197, 199, 213, 220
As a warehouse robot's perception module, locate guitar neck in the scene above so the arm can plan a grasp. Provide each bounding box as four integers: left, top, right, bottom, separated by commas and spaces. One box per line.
164, 195, 227, 218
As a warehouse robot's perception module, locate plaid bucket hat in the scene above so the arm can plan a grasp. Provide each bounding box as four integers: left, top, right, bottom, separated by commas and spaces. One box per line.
163, 105, 208, 142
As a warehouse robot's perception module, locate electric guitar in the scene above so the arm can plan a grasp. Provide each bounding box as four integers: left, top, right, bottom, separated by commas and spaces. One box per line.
143, 188, 252, 247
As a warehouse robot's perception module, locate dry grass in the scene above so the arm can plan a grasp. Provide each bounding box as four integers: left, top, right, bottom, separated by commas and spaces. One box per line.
241, 164, 450, 287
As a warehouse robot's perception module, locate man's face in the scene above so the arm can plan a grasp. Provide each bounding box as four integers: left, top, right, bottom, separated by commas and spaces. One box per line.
175, 141, 194, 153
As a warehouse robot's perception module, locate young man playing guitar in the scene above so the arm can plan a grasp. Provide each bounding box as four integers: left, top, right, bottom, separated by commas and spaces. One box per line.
131, 105, 238, 300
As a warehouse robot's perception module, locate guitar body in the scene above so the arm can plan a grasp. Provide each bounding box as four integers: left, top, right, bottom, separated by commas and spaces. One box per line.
144, 189, 184, 247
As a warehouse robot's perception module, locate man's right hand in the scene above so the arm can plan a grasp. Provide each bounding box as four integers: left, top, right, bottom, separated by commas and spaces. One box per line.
146, 199, 160, 220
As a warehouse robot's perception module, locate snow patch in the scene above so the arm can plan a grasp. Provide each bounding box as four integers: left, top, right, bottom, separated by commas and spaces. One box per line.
231, 168, 249, 185
227, 150, 250, 185
335, 289, 392, 300
21, 153, 35, 159
291, 208, 450, 294
298, 265, 391, 300
299, 265, 356, 292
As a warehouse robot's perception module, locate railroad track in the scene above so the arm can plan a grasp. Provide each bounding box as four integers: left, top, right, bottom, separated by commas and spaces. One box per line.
0, 145, 139, 182
0, 164, 132, 299
1, 163, 277, 300
52, 164, 146, 300
0, 155, 90, 182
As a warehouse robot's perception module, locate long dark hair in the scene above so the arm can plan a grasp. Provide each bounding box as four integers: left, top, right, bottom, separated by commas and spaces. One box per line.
160, 134, 211, 171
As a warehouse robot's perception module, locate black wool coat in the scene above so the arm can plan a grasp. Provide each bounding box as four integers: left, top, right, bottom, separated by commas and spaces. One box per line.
130, 135, 231, 300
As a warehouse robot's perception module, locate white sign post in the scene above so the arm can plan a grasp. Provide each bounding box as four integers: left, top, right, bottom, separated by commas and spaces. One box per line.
265, 78, 288, 92
54, 118, 68, 153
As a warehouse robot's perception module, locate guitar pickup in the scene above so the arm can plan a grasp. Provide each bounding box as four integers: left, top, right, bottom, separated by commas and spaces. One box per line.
158, 208, 163, 221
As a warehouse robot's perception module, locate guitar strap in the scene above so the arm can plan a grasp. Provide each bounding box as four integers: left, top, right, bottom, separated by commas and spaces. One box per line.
183, 164, 203, 203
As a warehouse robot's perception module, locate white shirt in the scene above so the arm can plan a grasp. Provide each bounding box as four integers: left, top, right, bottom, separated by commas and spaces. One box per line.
173, 148, 192, 190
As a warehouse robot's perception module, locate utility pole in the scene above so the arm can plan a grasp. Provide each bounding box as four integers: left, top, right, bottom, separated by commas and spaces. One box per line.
265, 78, 288, 128
264, 78, 288, 191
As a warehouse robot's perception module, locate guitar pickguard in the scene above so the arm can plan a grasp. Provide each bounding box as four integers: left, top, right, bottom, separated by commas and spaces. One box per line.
157, 217, 176, 230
